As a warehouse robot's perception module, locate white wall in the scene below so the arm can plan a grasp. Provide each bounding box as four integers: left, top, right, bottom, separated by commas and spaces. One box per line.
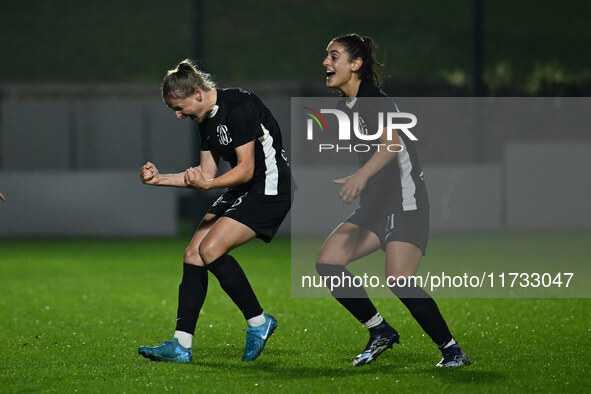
0, 171, 177, 236
505, 142, 591, 230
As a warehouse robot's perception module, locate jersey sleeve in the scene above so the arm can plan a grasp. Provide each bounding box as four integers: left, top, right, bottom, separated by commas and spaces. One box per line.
228, 100, 264, 148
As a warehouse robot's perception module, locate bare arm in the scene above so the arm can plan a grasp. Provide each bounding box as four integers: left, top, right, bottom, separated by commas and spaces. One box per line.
198, 150, 220, 181
185, 141, 255, 191
139, 161, 184, 187
334, 130, 401, 204
139, 154, 218, 189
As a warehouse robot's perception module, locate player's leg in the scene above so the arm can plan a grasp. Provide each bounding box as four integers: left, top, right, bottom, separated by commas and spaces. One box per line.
316, 222, 400, 366
316, 222, 382, 320
385, 241, 470, 367
199, 216, 260, 322
317, 221, 382, 266
138, 213, 220, 363
174, 214, 219, 346
199, 216, 277, 361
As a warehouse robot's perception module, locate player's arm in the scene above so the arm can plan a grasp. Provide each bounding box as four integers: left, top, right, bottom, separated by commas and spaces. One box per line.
140, 161, 185, 187
139, 155, 214, 189
185, 141, 254, 191
334, 129, 400, 204
197, 149, 220, 181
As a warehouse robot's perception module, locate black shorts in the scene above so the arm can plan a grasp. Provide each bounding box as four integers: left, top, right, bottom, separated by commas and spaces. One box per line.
208, 189, 291, 243
345, 208, 429, 255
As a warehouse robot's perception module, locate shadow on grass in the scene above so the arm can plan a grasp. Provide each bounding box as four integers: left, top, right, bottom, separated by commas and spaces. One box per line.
426, 366, 504, 385
180, 347, 504, 385
189, 360, 503, 384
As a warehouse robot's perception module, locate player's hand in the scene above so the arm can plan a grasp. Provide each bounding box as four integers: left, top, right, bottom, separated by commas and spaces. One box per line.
184, 167, 209, 190
0, 192, 5, 201
140, 161, 160, 185
333, 173, 367, 204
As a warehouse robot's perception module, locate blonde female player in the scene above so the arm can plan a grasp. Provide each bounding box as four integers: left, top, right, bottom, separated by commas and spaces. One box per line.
138, 59, 292, 363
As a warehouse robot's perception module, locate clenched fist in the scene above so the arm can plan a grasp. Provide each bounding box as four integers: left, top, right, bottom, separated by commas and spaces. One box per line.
184, 167, 209, 190
140, 161, 160, 185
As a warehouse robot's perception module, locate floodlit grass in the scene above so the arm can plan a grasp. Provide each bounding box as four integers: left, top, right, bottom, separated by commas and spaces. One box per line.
1, 234, 589, 392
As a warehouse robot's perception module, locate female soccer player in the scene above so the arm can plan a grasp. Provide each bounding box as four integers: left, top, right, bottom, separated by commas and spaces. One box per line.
316, 34, 470, 367
138, 59, 292, 363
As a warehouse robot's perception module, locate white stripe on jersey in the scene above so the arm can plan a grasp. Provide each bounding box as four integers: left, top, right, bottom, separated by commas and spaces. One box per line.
259, 123, 279, 195
397, 136, 417, 211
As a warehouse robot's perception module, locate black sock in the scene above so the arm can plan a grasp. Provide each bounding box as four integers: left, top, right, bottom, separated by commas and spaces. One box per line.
207, 254, 263, 320
316, 263, 378, 324
389, 279, 453, 347
175, 263, 208, 335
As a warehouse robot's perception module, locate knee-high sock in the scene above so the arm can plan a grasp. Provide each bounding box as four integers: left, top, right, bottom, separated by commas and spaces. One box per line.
207, 254, 263, 320
316, 263, 377, 324
175, 263, 208, 335
389, 280, 453, 348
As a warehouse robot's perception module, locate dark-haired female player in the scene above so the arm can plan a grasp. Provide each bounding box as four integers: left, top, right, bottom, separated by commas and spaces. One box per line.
316, 34, 470, 367
138, 59, 292, 363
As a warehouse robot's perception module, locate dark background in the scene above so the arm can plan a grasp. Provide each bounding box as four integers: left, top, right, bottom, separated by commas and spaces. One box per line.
1, 0, 590, 95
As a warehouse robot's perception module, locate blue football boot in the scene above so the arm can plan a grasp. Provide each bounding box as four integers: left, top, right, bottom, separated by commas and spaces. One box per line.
242, 312, 277, 361
138, 338, 192, 363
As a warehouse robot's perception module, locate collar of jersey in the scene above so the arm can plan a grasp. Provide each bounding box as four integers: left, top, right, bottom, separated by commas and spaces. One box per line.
208, 105, 219, 118
345, 97, 357, 109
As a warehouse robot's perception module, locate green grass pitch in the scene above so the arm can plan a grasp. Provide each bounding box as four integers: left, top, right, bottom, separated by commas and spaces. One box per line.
1, 233, 589, 392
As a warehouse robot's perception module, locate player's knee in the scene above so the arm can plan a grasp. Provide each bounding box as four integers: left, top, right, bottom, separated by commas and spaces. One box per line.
386, 274, 422, 298
386, 272, 415, 283
316, 262, 344, 276
198, 240, 225, 265
316, 248, 348, 266
183, 246, 202, 265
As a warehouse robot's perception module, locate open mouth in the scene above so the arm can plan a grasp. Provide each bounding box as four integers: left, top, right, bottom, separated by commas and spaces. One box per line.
325, 69, 336, 81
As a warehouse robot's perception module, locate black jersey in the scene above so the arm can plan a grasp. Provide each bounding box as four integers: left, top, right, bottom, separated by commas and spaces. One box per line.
342, 81, 429, 212
199, 88, 291, 195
